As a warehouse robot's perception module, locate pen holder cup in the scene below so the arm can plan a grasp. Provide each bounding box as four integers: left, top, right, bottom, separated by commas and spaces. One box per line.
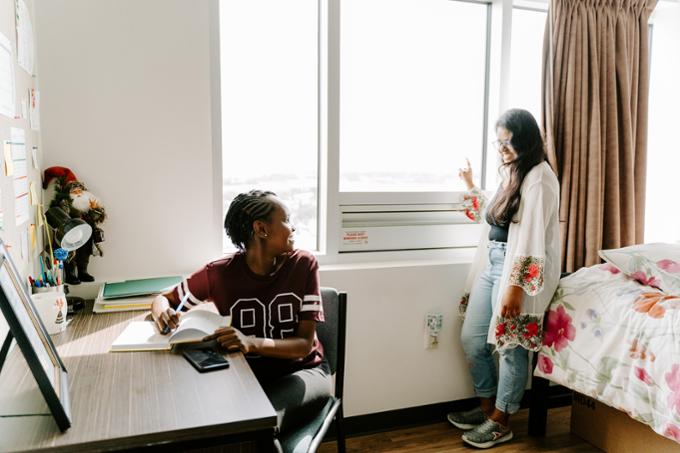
31, 285, 67, 335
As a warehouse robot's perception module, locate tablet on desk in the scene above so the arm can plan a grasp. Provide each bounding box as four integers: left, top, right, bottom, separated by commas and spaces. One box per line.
182, 348, 230, 372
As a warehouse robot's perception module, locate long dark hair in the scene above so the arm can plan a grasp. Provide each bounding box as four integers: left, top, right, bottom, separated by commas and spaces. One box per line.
224, 189, 277, 250
486, 109, 547, 226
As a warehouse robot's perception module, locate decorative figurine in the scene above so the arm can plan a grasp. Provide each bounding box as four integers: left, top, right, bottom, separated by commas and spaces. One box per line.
43, 166, 106, 284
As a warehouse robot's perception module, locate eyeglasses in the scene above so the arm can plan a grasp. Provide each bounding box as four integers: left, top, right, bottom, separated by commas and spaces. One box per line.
491, 139, 513, 151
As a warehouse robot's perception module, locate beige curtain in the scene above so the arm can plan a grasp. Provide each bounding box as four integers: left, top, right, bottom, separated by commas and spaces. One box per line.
542, 0, 658, 272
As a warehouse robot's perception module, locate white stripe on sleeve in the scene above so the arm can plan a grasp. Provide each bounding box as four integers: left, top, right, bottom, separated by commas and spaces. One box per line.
182, 279, 204, 306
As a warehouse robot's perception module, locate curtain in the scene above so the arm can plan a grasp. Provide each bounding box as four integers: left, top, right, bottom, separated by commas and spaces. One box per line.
542, 0, 658, 272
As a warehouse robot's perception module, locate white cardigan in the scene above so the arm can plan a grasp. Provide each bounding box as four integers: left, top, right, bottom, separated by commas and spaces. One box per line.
460, 161, 561, 351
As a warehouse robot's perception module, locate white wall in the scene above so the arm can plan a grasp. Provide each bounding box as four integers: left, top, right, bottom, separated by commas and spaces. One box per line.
34, 0, 223, 282
34, 0, 476, 417
320, 261, 475, 416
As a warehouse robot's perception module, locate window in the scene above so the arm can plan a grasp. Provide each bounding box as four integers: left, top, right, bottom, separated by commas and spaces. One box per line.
218, 0, 552, 257
646, 2, 680, 244
220, 0, 319, 251
508, 6, 547, 122
339, 0, 490, 193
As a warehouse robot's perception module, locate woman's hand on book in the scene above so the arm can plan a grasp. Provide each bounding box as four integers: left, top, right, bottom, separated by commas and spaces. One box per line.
203, 327, 255, 354
151, 294, 180, 334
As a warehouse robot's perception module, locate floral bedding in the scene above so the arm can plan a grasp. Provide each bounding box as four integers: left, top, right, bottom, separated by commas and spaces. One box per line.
534, 264, 680, 444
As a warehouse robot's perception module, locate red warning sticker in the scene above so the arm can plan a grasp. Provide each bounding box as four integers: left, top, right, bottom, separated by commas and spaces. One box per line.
342, 230, 368, 245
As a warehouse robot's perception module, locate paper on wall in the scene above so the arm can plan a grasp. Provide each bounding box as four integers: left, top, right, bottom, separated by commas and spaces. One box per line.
20, 98, 27, 119
29, 223, 36, 253
11, 128, 29, 226
3, 140, 12, 176
0, 32, 15, 118
20, 228, 27, 259
31, 146, 38, 170
29, 88, 39, 130
15, 0, 34, 75
29, 181, 38, 206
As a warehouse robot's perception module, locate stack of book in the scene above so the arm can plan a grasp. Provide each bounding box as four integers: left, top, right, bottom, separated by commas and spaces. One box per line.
93, 276, 183, 313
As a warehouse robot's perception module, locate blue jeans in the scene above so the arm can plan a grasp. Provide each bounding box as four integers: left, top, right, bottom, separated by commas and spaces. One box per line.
460, 241, 528, 415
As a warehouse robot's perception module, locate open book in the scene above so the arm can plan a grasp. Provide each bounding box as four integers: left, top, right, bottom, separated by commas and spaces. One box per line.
110, 310, 231, 352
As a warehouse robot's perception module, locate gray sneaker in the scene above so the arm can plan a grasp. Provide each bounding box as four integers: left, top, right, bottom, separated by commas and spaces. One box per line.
461, 419, 513, 449
446, 407, 487, 430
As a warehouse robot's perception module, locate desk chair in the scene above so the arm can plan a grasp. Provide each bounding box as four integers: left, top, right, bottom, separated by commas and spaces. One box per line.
279, 287, 347, 453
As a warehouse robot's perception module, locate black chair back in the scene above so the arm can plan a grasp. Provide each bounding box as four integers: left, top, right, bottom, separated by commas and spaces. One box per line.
279, 287, 347, 453
317, 288, 347, 399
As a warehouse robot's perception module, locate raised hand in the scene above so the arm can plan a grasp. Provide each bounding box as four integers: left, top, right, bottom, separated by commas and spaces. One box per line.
458, 158, 474, 190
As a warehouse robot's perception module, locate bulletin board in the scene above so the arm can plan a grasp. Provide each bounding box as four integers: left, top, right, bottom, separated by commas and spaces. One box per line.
0, 0, 45, 370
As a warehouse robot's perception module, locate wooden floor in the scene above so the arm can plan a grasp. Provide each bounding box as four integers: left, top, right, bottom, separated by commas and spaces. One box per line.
318, 406, 602, 452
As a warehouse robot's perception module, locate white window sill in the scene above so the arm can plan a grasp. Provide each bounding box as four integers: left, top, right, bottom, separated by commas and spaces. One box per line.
317, 247, 476, 271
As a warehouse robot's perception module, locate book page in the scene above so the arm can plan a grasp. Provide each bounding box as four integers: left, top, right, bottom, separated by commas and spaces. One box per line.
110, 321, 170, 352
110, 311, 230, 351
170, 310, 230, 345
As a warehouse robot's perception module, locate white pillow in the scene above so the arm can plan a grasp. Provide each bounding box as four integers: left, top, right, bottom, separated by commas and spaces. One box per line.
599, 243, 680, 294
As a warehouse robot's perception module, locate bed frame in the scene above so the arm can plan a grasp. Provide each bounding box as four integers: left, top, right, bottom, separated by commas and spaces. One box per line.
528, 359, 555, 436
528, 272, 573, 437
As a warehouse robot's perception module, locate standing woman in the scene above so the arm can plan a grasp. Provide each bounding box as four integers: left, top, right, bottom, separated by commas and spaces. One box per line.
448, 109, 561, 449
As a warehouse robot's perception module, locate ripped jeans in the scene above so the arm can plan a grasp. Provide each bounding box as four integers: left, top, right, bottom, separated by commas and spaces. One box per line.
460, 240, 529, 415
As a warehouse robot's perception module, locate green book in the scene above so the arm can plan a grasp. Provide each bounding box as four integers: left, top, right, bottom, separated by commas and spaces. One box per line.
102, 276, 182, 300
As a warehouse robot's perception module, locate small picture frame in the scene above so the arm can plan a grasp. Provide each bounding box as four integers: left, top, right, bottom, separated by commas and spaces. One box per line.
0, 241, 71, 431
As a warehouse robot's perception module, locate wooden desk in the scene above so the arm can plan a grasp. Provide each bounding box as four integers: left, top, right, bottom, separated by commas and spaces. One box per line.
0, 303, 277, 452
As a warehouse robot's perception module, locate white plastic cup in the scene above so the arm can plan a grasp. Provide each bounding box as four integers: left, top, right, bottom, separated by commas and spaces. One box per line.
31, 285, 67, 335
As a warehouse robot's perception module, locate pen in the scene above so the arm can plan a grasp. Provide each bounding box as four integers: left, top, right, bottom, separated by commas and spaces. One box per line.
161, 292, 190, 335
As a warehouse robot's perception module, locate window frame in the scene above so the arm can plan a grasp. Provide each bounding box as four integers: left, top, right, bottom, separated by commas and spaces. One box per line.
217, 0, 552, 262
320, 0, 497, 259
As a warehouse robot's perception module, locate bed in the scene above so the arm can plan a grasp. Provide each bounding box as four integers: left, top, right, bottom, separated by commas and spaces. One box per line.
530, 244, 680, 446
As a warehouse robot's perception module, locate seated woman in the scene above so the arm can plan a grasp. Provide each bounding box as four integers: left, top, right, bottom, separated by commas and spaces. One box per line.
151, 189, 331, 446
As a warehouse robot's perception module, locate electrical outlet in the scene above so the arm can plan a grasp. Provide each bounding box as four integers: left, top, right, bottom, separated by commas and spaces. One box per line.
425, 312, 443, 349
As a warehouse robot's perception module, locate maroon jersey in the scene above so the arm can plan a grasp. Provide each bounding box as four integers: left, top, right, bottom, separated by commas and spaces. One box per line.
168, 249, 324, 377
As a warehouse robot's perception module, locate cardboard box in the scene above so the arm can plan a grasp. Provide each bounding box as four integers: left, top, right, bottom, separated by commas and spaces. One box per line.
571, 393, 680, 453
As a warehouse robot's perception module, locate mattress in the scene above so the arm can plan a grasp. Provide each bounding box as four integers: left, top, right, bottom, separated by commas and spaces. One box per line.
534, 264, 680, 444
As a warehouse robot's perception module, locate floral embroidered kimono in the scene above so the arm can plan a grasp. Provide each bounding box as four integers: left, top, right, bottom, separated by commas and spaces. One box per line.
459, 161, 561, 352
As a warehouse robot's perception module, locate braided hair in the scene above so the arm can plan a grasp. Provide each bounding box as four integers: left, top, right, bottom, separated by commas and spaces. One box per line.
224, 190, 278, 250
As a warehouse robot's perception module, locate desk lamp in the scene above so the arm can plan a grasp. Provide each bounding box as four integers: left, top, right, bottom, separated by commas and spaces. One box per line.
44, 206, 92, 313
44, 207, 92, 251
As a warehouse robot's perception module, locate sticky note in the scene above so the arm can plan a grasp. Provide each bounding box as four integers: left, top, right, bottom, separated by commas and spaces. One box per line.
29, 224, 37, 251
29, 182, 38, 206
3, 141, 12, 176
32, 146, 38, 170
